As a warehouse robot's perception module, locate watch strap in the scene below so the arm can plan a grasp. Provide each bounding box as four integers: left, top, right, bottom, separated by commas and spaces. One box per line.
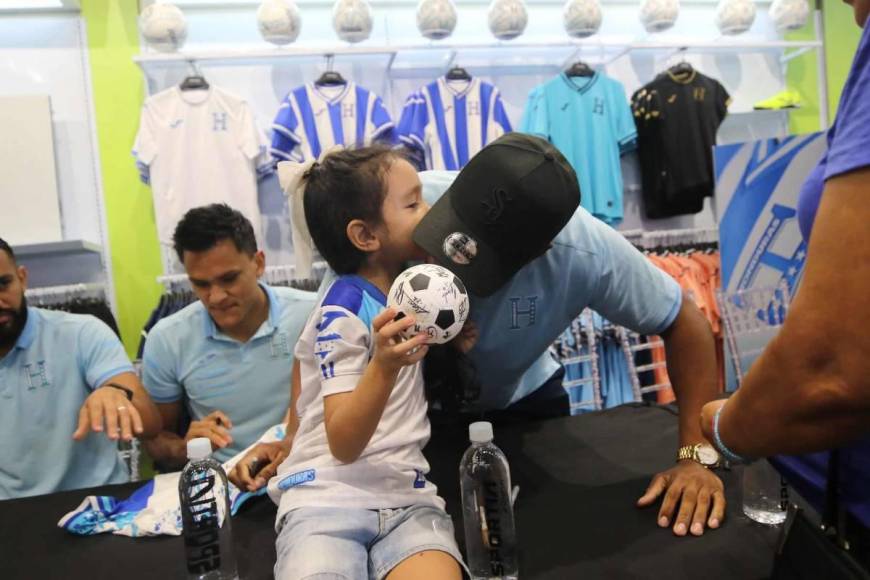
677, 444, 698, 462
103, 383, 134, 402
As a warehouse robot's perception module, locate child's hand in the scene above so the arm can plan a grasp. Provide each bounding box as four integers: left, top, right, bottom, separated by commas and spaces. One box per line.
372, 308, 429, 374
450, 320, 479, 354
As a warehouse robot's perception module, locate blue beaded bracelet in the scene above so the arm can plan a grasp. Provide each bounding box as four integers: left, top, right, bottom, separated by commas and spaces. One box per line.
713, 402, 752, 465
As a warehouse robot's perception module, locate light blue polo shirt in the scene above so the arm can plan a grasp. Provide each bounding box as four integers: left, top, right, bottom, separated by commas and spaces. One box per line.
420, 170, 682, 410
0, 308, 134, 499
143, 283, 316, 462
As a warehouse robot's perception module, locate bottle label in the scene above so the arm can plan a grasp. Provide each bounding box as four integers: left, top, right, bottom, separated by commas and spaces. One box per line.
482, 479, 507, 576
184, 473, 222, 574
277, 468, 316, 491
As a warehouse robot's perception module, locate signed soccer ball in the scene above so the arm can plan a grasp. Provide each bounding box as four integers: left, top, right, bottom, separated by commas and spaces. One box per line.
257, 0, 302, 45
139, 2, 187, 53
769, 0, 810, 32
639, 0, 679, 33
332, 0, 374, 43
387, 264, 469, 344
715, 0, 756, 35
417, 0, 458, 40
563, 0, 603, 39
487, 0, 528, 41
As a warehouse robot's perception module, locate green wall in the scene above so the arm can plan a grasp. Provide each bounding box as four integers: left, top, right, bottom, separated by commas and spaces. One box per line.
83, 0, 162, 358
788, 0, 863, 134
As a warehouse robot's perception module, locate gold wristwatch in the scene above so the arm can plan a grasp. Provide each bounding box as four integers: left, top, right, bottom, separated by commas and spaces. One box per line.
677, 443, 721, 469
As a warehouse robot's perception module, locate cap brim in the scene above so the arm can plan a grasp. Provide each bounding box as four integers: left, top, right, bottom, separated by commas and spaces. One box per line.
413, 190, 508, 298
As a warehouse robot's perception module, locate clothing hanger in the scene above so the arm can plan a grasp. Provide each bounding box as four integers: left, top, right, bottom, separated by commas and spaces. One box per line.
445, 65, 471, 81
179, 60, 210, 91
666, 49, 694, 81
315, 54, 347, 86
566, 60, 595, 78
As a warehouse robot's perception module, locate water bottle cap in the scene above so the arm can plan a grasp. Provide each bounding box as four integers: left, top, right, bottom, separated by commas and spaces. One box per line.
187, 437, 212, 460
469, 421, 493, 443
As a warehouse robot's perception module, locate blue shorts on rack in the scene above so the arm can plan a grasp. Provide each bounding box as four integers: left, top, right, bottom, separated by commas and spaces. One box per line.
274, 504, 465, 580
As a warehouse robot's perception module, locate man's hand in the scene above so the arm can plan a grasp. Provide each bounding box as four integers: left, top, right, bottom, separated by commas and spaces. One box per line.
73, 387, 144, 442
700, 399, 727, 443
450, 320, 479, 354
228, 440, 290, 492
185, 411, 234, 451
637, 461, 726, 536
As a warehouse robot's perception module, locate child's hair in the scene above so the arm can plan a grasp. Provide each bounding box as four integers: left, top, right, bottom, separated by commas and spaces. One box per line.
303, 145, 404, 274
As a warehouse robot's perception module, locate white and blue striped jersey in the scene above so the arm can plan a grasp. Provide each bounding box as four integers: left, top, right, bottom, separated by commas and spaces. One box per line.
397, 77, 513, 170
271, 82, 396, 162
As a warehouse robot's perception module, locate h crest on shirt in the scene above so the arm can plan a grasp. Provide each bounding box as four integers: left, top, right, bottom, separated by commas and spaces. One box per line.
509, 296, 538, 330
212, 112, 228, 132
22, 360, 50, 390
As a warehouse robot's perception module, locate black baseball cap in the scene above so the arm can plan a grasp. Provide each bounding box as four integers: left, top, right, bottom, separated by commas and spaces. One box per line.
413, 133, 580, 297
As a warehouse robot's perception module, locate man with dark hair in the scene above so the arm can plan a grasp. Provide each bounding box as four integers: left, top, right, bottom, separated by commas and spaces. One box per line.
142, 204, 316, 469
0, 238, 161, 499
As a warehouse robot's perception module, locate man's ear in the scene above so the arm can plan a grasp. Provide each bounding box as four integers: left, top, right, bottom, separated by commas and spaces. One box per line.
347, 219, 381, 253
17, 265, 27, 292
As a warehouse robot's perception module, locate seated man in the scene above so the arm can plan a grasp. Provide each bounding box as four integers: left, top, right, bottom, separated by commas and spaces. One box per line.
0, 238, 161, 500
142, 204, 315, 469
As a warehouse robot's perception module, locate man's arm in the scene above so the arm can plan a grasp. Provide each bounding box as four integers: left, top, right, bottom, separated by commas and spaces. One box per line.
142, 402, 234, 470
72, 371, 162, 441
702, 168, 870, 457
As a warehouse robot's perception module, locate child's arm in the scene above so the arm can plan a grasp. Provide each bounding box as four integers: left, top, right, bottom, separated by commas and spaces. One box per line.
323, 308, 429, 464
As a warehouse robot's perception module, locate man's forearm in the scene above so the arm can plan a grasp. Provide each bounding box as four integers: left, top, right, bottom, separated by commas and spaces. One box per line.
661, 296, 720, 447
142, 431, 188, 470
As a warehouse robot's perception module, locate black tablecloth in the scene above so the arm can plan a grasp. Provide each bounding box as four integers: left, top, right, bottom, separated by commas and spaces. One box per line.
0, 404, 780, 579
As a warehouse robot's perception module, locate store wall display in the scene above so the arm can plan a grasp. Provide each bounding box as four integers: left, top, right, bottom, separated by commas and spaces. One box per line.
398, 75, 512, 171
270, 80, 396, 162
257, 0, 302, 46
332, 0, 374, 43
563, 0, 603, 39
416, 0, 458, 40
487, 0, 529, 40
770, 0, 810, 32
631, 64, 731, 219
715, 0, 757, 36
521, 70, 637, 225
133, 85, 273, 247
138, 2, 187, 53
639, 0, 680, 33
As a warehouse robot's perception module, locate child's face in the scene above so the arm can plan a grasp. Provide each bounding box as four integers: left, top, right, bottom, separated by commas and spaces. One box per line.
375, 158, 430, 265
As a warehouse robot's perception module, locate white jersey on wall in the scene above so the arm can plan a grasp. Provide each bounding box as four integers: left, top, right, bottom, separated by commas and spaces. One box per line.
269, 275, 442, 517
270, 82, 396, 163
397, 77, 513, 171
133, 86, 272, 245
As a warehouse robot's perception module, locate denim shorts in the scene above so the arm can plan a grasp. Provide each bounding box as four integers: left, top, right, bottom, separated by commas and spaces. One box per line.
274, 503, 466, 580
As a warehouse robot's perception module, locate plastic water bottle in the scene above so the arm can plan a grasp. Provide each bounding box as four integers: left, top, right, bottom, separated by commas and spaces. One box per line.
179, 438, 239, 580
460, 422, 519, 580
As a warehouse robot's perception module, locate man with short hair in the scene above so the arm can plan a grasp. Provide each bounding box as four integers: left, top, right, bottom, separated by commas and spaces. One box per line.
142, 204, 316, 469
0, 238, 161, 500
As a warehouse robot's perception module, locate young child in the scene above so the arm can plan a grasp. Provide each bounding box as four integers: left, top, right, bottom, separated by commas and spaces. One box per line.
268, 146, 466, 580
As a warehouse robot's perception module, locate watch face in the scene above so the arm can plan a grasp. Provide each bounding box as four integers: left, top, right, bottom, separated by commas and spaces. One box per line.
697, 445, 719, 465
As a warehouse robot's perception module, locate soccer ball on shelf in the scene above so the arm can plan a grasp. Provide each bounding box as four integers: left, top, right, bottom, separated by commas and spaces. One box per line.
769, 0, 810, 32
257, 0, 302, 45
715, 0, 756, 35
639, 0, 680, 33
487, 0, 529, 41
563, 0, 603, 39
416, 0, 458, 41
138, 2, 188, 53
332, 0, 374, 43
386, 264, 469, 345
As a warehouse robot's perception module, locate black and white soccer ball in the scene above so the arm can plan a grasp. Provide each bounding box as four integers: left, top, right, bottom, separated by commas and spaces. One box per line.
387, 264, 470, 345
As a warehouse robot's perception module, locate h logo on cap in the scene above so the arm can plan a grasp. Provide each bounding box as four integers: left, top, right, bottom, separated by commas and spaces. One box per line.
481, 188, 512, 225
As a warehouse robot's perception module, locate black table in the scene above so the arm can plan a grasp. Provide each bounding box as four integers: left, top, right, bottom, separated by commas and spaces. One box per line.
0, 404, 780, 579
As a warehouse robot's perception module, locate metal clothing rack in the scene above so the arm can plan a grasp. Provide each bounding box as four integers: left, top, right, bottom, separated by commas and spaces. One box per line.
632, 227, 720, 250
556, 310, 603, 413
156, 262, 329, 291
25, 282, 107, 306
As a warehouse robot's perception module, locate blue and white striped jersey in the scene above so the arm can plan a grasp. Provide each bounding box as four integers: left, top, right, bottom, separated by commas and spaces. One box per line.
397, 77, 513, 170
271, 82, 396, 162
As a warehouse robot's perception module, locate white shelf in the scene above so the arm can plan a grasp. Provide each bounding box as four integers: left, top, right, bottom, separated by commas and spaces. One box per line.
14, 239, 102, 259
134, 39, 822, 74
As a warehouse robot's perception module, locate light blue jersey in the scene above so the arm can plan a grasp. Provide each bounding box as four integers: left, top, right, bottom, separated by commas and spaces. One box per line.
0, 308, 134, 499
143, 283, 316, 462
520, 73, 637, 225
397, 77, 513, 171
271, 82, 396, 163
419, 170, 681, 410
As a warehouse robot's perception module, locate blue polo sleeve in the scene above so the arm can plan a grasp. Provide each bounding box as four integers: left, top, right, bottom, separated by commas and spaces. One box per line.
76, 316, 135, 390
142, 323, 183, 403
585, 214, 682, 335
419, 170, 457, 206
825, 24, 870, 181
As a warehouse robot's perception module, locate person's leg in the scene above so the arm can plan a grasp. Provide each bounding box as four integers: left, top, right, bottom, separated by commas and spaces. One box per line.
274, 507, 374, 580
384, 550, 462, 580
369, 504, 465, 580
